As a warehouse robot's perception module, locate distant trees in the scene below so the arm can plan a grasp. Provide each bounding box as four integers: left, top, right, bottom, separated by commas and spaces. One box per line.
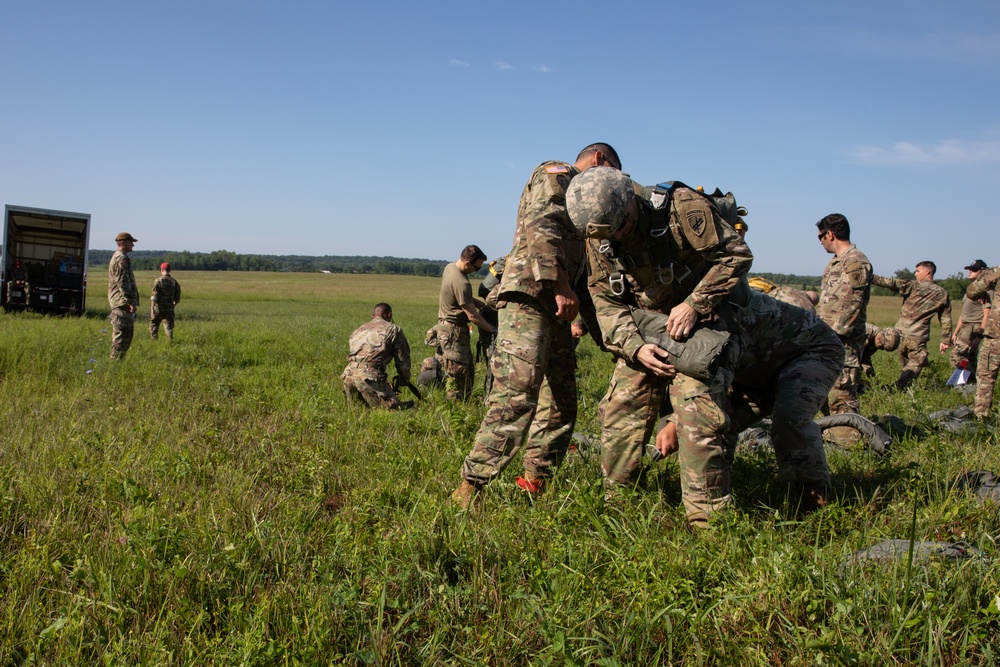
87, 250, 449, 276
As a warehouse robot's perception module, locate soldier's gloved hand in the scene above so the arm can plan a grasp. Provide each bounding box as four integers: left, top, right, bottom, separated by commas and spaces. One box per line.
636, 344, 676, 378
666, 302, 698, 340
655, 420, 679, 458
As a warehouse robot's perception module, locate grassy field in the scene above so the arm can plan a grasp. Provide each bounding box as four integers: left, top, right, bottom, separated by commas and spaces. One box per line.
1, 271, 998, 665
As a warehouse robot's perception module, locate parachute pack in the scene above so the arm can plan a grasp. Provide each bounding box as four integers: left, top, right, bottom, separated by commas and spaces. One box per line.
646, 181, 748, 230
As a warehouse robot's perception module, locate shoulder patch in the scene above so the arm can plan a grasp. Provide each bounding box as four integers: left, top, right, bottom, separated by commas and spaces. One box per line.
687, 209, 706, 237
545, 165, 570, 174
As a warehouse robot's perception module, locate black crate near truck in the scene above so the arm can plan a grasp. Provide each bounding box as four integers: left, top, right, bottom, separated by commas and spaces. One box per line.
2, 205, 91, 315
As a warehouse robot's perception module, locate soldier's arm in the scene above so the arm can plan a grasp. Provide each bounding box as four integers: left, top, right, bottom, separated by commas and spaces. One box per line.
393, 329, 412, 382
174, 281, 181, 305
966, 270, 997, 301
462, 303, 496, 334
834, 256, 872, 336
108, 257, 130, 309
938, 294, 953, 344
674, 192, 754, 315
523, 165, 575, 285
871, 275, 898, 292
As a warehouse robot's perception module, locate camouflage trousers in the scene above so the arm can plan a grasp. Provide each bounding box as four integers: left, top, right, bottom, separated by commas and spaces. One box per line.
600, 359, 734, 523
341, 368, 402, 409
732, 347, 840, 489
110, 307, 135, 360
974, 337, 1000, 418
895, 337, 929, 389
150, 303, 175, 340
461, 298, 577, 486
438, 320, 474, 400
826, 334, 864, 414
950, 325, 983, 372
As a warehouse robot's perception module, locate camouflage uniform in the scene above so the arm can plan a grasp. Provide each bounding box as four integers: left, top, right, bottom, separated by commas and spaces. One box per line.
950, 294, 988, 372
770, 285, 816, 313
461, 161, 584, 487
587, 185, 752, 523
872, 275, 953, 389
728, 291, 842, 489
967, 269, 1000, 416
438, 262, 476, 400
816, 244, 872, 414
107, 250, 139, 359
340, 316, 411, 409
149, 274, 181, 341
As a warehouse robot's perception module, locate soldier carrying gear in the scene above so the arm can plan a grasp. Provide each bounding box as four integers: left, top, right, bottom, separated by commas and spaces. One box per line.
566, 166, 753, 527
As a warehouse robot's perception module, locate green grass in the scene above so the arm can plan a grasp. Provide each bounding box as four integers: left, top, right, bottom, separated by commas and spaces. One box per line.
1, 273, 998, 665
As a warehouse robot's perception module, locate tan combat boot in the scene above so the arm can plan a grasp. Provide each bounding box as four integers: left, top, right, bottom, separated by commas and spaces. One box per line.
450, 480, 480, 511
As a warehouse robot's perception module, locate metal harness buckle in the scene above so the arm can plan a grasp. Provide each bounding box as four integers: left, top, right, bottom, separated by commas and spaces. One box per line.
609, 272, 625, 296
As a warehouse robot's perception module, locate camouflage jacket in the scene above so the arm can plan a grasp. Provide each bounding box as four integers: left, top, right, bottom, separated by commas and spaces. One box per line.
151, 275, 181, 307
816, 244, 872, 341
770, 285, 815, 313
342, 317, 411, 381
496, 161, 585, 316
587, 187, 753, 361
873, 275, 953, 345
734, 291, 843, 390
107, 250, 138, 309
967, 267, 1000, 339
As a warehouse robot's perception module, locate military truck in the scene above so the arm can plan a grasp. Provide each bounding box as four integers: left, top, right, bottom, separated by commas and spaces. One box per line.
2, 205, 91, 315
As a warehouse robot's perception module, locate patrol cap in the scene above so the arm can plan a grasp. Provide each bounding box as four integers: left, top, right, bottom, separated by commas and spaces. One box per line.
116, 232, 138, 243
964, 259, 988, 271
160, 262, 171, 271
565, 166, 634, 238
876, 327, 901, 352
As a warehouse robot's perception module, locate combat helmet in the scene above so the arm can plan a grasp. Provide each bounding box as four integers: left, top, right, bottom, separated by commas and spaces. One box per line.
565, 166, 634, 238
876, 327, 901, 352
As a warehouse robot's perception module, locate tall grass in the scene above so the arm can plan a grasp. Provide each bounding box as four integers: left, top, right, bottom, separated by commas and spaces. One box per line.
0, 272, 997, 665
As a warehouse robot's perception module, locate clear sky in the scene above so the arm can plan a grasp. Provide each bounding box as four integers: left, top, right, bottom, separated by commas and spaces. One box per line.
2, 0, 998, 277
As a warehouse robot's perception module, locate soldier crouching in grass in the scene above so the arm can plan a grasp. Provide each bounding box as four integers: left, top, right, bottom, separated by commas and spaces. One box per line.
341, 303, 413, 410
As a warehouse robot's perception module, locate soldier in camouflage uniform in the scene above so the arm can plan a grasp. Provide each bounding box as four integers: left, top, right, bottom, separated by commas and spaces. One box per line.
950, 260, 991, 373
438, 245, 495, 400
108, 232, 140, 360
567, 167, 753, 526
653, 290, 842, 504
966, 266, 1000, 417
149, 262, 181, 341
341, 303, 412, 410
859, 323, 900, 390
873, 261, 953, 390
815, 214, 873, 415
452, 143, 622, 508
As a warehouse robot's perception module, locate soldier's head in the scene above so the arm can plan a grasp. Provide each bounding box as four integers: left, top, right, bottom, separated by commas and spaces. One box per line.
575, 143, 621, 172
373, 302, 392, 321
965, 259, 988, 279
115, 232, 138, 253
458, 245, 487, 273
915, 261, 936, 281
566, 166, 636, 239
875, 327, 901, 352
816, 213, 851, 252
805, 290, 820, 306
160, 262, 171, 275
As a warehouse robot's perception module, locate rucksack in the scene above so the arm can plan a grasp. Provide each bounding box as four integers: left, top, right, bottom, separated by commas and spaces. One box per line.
646, 181, 747, 229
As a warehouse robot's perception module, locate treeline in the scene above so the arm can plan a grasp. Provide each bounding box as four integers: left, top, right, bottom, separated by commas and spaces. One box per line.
87, 250, 448, 276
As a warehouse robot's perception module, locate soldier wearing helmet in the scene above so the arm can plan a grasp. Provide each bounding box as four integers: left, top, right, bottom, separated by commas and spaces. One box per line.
566, 166, 753, 527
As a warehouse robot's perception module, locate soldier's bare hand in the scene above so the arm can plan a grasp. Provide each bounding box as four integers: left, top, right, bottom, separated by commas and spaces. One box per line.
666, 302, 698, 340
939, 342, 951, 354
636, 344, 676, 378
553, 281, 579, 322
655, 420, 679, 457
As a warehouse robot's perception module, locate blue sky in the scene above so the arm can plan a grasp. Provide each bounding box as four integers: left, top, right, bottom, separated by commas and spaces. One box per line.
2, 0, 998, 276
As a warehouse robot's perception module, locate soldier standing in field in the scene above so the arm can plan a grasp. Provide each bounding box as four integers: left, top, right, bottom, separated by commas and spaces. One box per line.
566, 167, 753, 527
814, 214, 873, 417
437, 245, 495, 400
873, 261, 953, 390
150, 262, 181, 341
108, 232, 140, 360
950, 259, 991, 374
966, 266, 1000, 417
451, 143, 622, 509
341, 303, 412, 410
